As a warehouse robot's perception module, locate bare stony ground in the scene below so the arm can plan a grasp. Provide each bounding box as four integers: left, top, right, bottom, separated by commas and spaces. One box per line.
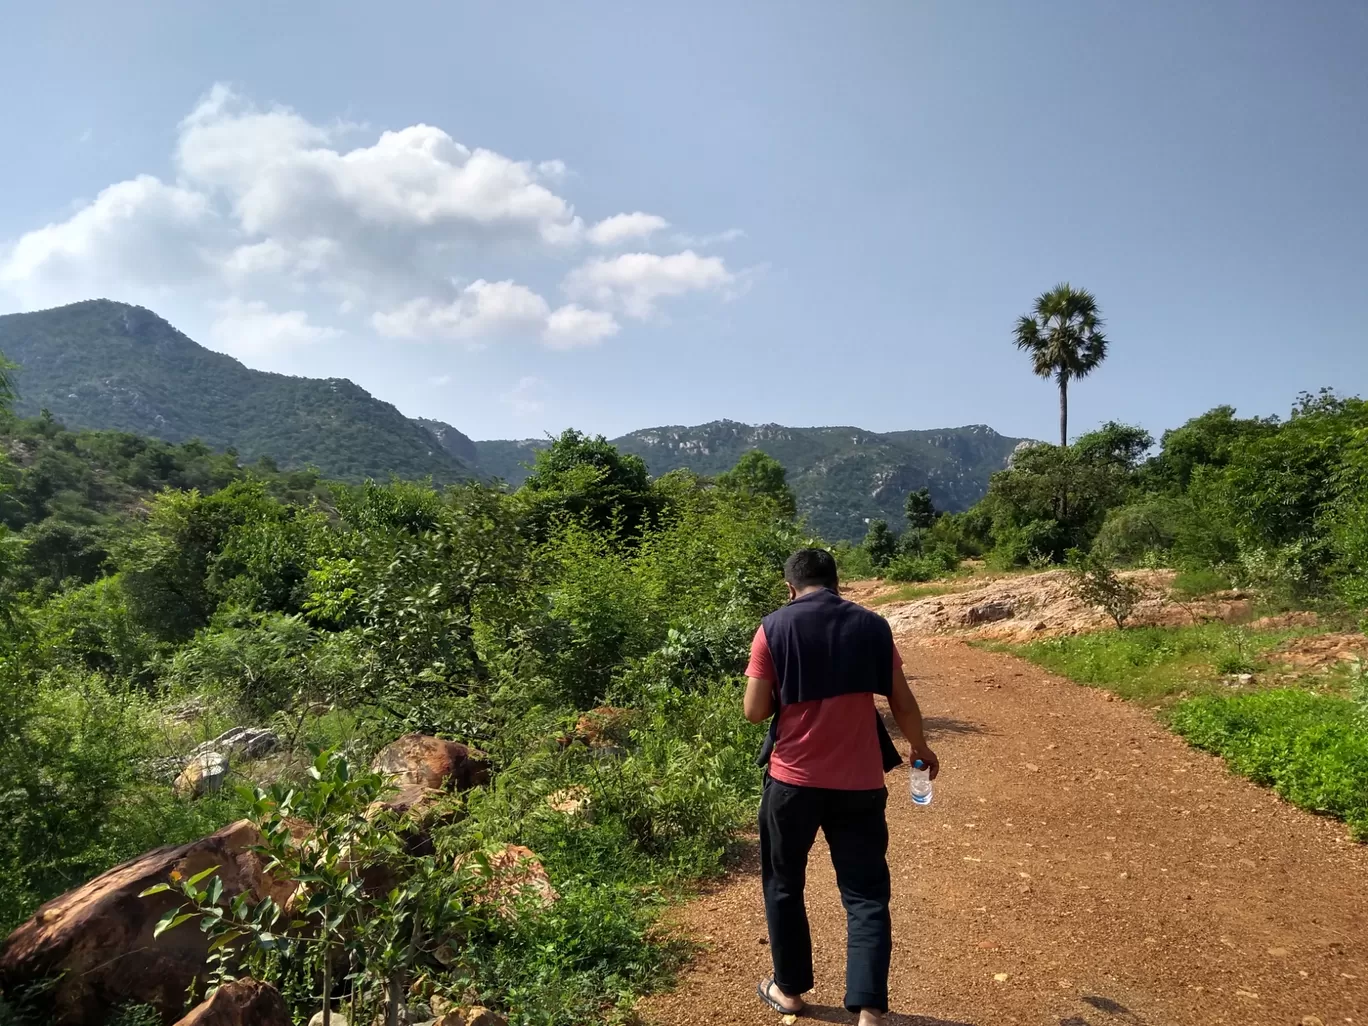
642, 634, 1368, 1026
872, 570, 1256, 643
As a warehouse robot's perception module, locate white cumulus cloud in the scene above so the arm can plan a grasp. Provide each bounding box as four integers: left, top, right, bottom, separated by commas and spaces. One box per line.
543, 304, 620, 349
0, 175, 220, 308
587, 212, 669, 246
563, 250, 733, 319
372, 279, 551, 343
0, 84, 749, 361
210, 297, 340, 356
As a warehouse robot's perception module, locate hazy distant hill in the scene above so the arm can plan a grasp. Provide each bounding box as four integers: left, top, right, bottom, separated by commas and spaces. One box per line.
0, 300, 474, 483
476, 420, 1029, 540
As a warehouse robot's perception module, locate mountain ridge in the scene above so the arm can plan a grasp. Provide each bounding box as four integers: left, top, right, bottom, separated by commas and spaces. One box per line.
0, 299, 474, 483
1, 299, 1030, 539
474, 419, 1029, 539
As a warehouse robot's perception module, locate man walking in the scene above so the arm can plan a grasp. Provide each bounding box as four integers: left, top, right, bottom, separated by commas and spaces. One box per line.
744, 548, 939, 1024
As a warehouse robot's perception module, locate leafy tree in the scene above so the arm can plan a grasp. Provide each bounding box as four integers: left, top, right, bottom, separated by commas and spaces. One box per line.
716, 450, 797, 519
979, 423, 1152, 564
902, 487, 937, 555
1147, 405, 1277, 491
863, 519, 899, 571
1014, 283, 1109, 448
518, 429, 658, 540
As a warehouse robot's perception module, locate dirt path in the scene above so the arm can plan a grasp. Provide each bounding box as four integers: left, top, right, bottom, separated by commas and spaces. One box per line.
643, 638, 1368, 1026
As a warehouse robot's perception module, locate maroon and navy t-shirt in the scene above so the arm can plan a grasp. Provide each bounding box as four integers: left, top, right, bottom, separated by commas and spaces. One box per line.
746, 627, 903, 791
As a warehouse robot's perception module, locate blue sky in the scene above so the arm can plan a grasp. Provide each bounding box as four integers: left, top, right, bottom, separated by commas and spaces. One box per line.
1, 0, 1364, 443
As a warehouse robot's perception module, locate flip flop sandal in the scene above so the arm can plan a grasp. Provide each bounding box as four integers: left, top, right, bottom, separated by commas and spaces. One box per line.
756, 977, 803, 1016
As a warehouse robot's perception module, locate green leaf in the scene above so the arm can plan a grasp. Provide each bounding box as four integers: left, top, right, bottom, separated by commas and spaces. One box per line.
207, 930, 246, 953
185, 866, 220, 888
154, 910, 196, 939
138, 883, 172, 897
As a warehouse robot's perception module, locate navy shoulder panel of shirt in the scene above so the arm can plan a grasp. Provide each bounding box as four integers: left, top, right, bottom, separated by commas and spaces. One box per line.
760, 588, 894, 706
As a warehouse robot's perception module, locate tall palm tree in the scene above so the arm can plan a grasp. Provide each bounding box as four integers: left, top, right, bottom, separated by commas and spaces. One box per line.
1013, 283, 1109, 447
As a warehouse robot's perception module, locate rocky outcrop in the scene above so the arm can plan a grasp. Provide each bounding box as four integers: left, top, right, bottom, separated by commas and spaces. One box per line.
172, 978, 289, 1025
0, 821, 294, 1025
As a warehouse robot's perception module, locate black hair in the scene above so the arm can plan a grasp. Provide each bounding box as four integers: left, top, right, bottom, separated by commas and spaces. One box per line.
784, 547, 838, 591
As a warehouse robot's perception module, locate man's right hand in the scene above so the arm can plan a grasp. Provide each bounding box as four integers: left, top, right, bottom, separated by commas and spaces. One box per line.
912, 746, 940, 780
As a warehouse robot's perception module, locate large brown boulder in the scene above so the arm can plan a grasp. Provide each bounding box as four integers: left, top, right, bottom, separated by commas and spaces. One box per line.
0, 821, 294, 1025
171, 978, 289, 1026
371, 734, 490, 792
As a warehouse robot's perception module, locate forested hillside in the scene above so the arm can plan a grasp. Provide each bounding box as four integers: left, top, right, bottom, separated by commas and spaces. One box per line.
0, 301, 474, 484
0, 300, 1026, 539
477, 420, 1028, 540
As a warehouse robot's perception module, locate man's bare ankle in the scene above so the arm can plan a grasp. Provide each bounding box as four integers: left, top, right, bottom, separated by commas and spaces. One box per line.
764, 979, 804, 1012
857, 1008, 885, 1026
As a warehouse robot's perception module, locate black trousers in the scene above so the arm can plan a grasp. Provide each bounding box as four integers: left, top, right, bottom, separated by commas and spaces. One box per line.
759, 775, 892, 1013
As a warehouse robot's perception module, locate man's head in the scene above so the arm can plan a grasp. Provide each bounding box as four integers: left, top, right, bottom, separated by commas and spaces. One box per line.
783, 547, 839, 600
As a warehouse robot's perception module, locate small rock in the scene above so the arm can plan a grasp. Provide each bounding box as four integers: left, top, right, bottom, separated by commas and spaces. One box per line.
571, 706, 641, 748
1267, 946, 1290, 957
993, 972, 1009, 983
174, 751, 228, 798
1236, 674, 1254, 685
1119, 871, 1129, 880
1301, 1016, 1325, 1026
372, 734, 491, 792
1023, 763, 1039, 773
464, 1009, 506, 1026
429, 995, 454, 1017
407, 1002, 432, 1021
457, 844, 558, 916
964, 600, 1015, 626
193, 726, 280, 761
546, 786, 591, 817
174, 979, 289, 1025
1234, 989, 1259, 1000
308, 1012, 350, 1026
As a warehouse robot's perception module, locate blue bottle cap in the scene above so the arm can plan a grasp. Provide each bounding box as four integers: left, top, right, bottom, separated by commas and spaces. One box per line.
913, 759, 925, 769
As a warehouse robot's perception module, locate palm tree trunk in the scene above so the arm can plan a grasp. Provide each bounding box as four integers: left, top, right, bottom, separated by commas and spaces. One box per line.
1057, 375, 1069, 522
1058, 375, 1068, 448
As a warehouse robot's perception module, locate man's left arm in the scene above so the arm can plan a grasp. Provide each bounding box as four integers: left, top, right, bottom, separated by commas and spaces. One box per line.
744, 674, 775, 723
743, 626, 777, 723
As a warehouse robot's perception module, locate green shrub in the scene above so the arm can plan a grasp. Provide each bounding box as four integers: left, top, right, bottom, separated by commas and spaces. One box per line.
1066, 551, 1143, 628
1170, 690, 1368, 838
0, 666, 238, 931
884, 544, 959, 583
1091, 496, 1185, 564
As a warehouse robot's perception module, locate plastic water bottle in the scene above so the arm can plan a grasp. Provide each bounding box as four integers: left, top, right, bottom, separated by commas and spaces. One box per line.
909, 759, 933, 806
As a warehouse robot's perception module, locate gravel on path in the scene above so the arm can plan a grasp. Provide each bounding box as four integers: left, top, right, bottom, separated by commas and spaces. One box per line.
641, 638, 1368, 1026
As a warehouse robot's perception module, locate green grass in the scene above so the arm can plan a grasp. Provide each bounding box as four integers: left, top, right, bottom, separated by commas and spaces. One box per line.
1006, 622, 1302, 704
1171, 568, 1233, 598
1170, 690, 1368, 838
